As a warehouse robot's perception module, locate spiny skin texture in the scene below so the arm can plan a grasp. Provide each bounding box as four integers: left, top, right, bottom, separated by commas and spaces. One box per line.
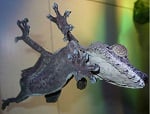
1, 2, 148, 111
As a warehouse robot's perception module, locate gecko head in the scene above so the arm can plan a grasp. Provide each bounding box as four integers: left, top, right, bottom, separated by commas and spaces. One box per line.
109, 44, 148, 84
109, 44, 148, 85
88, 42, 128, 59
87, 42, 148, 88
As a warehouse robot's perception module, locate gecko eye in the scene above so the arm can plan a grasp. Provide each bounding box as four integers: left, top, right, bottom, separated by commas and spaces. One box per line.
111, 44, 128, 57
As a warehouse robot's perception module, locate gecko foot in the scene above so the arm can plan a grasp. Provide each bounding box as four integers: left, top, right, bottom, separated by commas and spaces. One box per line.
1, 99, 10, 110
67, 45, 100, 84
47, 3, 73, 40
15, 18, 30, 42
77, 78, 87, 90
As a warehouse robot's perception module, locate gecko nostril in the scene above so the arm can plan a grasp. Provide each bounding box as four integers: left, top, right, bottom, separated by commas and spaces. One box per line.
136, 71, 148, 83
141, 73, 148, 83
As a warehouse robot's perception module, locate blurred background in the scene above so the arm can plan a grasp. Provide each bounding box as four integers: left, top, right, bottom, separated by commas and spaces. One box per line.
0, 0, 149, 114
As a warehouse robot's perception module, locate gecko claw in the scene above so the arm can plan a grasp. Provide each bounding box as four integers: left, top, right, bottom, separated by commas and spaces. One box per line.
69, 24, 74, 31
67, 54, 72, 60
73, 49, 79, 55
47, 14, 52, 19
82, 53, 89, 62
93, 64, 100, 72
17, 20, 21, 26
64, 10, 71, 18
2, 99, 9, 110
87, 64, 100, 75
47, 14, 56, 22
24, 18, 29, 23
53, 2, 58, 9
89, 76, 97, 84
15, 37, 22, 43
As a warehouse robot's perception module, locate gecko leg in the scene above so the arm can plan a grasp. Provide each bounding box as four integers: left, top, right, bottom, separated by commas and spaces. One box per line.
47, 3, 78, 42
45, 90, 61, 103
77, 78, 87, 90
1, 87, 29, 110
67, 45, 100, 84
16, 18, 52, 55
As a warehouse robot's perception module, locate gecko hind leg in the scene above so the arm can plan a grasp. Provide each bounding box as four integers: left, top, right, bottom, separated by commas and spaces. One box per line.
77, 78, 87, 90
45, 90, 61, 103
1, 91, 29, 110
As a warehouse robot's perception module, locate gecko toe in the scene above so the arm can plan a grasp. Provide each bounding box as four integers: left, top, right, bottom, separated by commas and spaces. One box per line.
77, 78, 87, 90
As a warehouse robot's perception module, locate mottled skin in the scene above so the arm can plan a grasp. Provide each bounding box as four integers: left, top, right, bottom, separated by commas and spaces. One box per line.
1, 3, 148, 110
1, 3, 99, 110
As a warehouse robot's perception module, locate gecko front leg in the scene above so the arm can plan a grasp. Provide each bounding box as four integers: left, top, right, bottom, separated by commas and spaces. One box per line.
67, 41, 100, 86
15, 18, 52, 55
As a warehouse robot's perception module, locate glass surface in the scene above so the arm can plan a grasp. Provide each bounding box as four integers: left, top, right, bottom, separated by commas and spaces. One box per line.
0, 0, 149, 114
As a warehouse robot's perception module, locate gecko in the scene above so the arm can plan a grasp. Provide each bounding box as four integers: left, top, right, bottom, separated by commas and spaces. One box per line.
1, 2, 148, 110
